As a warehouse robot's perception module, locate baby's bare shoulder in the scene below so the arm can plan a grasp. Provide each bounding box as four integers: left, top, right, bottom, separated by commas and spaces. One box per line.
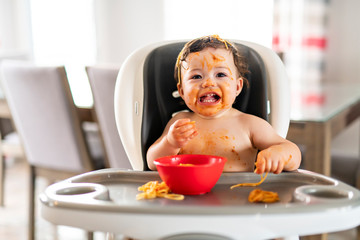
235, 110, 261, 120
166, 111, 195, 126
235, 111, 270, 127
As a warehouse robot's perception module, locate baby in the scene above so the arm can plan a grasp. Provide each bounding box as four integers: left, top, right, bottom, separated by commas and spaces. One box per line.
147, 35, 301, 174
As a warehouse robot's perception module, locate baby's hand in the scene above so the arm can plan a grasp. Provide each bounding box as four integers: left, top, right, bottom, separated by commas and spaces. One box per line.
166, 119, 198, 149
255, 145, 292, 174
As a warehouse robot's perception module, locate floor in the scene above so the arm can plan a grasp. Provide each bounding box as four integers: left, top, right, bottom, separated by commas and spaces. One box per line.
0, 159, 358, 240
0, 158, 116, 240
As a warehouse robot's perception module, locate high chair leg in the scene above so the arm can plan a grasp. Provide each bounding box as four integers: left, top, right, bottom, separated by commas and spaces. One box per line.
87, 231, 94, 240
0, 156, 4, 206
106, 233, 115, 240
28, 166, 35, 240
106, 233, 134, 240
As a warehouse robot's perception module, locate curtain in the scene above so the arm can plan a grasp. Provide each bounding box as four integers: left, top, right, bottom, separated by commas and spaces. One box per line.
272, 0, 329, 109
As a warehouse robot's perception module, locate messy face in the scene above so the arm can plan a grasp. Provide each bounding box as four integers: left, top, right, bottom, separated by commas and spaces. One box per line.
178, 47, 243, 118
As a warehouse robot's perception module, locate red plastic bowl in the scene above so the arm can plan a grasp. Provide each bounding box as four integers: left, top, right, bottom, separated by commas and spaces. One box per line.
154, 154, 227, 195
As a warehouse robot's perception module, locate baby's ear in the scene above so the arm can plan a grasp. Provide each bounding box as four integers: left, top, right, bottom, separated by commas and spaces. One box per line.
177, 83, 184, 97
236, 77, 243, 96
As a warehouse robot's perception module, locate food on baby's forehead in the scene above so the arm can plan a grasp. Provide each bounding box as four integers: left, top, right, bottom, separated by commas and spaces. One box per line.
136, 181, 184, 200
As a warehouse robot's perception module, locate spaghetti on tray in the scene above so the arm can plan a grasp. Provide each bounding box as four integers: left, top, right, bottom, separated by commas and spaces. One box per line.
136, 181, 184, 201
230, 171, 280, 203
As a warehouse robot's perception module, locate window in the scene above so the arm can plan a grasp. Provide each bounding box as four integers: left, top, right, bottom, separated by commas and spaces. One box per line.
163, 0, 274, 48
30, 0, 96, 107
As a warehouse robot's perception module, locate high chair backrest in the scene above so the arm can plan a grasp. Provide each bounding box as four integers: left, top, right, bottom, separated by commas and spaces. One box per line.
115, 40, 290, 171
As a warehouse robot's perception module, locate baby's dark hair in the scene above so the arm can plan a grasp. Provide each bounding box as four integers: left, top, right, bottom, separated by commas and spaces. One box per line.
174, 35, 249, 87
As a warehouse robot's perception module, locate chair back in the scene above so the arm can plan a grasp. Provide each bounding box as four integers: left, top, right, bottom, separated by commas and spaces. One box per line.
86, 65, 131, 169
1, 61, 94, 172
115, 40, 290, 170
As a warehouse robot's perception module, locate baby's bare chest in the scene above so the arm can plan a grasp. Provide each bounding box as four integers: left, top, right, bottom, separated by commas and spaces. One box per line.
179, 124, 257, 171
180, 127, 252, 154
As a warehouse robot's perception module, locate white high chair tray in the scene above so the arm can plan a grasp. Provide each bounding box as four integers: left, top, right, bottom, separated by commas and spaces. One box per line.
40, 169, 360, 240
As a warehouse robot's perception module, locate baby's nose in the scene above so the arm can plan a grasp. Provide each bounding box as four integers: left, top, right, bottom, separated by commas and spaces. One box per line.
201, 78, 216, 88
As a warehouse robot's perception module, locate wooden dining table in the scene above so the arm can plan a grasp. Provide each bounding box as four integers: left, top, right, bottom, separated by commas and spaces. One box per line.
287, 83, 360, 178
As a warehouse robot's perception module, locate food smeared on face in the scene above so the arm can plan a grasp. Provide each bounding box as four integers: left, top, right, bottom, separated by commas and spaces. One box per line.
199, 92, 221, 104
179, 47, 242, 118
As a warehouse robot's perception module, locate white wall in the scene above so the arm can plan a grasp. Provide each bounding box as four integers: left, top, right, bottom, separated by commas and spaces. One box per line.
163, 0, 274, 48
0, 0, 32, 58
325, 0, 360, 157
0, 0, 32, 99
93, 0, 274, 65
325, 0, 360, 84
1, 0, 358, 157
94, 0, 165, 65
0, 0, 17, 51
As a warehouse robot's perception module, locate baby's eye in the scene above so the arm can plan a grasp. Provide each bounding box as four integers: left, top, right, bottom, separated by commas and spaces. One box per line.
216, 72, 227, 78
191, 74, 202, 79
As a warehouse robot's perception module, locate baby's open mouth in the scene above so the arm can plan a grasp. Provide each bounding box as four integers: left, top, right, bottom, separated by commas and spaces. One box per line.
199, 93, 221, 104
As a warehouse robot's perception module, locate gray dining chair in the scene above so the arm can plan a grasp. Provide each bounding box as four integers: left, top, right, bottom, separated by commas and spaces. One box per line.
0, 74, 26, 207
0, 128, 25, 206
0, 60, 103, 240
86, 65, 132, 169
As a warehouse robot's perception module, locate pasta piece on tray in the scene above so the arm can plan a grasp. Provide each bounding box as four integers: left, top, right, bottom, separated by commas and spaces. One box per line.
136, 181, 184, 200
248, 189, 279, 203
230, 171, 280, 203
230, 172, 269, 189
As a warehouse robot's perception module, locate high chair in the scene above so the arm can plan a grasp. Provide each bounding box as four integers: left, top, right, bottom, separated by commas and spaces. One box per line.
38, 40, 360, 240
114, 40, 290, 171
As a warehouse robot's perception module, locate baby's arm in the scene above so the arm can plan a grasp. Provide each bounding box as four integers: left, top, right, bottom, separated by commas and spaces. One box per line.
146, 118, 198, 170
248, 116, 301, 174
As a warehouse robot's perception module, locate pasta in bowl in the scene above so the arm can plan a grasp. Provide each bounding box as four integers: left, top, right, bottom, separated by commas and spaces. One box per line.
154, 154, 227, 195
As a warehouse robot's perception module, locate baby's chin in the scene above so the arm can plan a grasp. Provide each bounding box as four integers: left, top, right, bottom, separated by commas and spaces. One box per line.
194, 107, 231, 119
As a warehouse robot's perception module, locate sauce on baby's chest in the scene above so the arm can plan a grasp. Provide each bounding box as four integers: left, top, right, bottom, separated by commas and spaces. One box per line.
181, 128, 235, 154
179, 125, 257, 171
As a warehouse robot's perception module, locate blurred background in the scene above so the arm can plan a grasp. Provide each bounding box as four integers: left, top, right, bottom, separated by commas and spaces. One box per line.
1, 0, 358, 160
0, 0, 359, 239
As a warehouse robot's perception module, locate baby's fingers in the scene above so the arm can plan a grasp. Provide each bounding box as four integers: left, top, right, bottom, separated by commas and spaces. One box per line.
174, 118, 194, 127
273, 160, 284, 174
167, 119, 197, 148
188, 129, 199, 139
255, 151, 273, 174
255, 157, 266, 174
180, 127, 197, 139
174, 119, 196, 132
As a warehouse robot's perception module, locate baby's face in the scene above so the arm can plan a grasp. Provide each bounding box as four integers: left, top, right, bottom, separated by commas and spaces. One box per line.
178, 47, 243, 118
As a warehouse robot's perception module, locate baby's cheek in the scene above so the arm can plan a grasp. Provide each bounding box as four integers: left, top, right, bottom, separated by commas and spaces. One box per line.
222, 92, 236, 108
184, 89, 197, 106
